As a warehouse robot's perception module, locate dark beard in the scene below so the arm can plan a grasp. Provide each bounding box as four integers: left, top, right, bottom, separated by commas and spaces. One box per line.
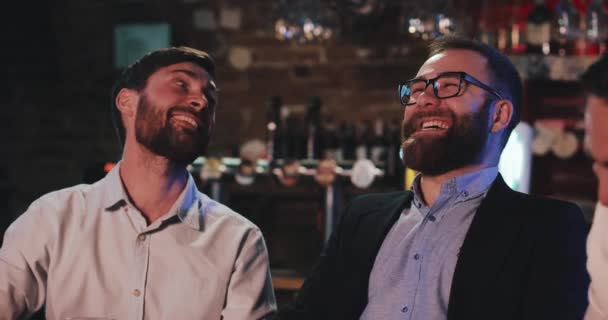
401, 99, 492, 176
134, 95, 210, 165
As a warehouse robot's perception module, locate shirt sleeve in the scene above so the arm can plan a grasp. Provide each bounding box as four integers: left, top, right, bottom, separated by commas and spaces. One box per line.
0, 200, 51, 319
222, 228, 277, 320
586, 202, 608, 320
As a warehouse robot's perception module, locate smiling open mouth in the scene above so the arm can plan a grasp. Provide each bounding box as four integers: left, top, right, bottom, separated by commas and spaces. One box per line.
419, 120, 450, 131
170, 112, 201, 131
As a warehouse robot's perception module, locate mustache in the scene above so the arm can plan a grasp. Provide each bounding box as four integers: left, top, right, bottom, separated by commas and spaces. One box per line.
168, 106, 202, 119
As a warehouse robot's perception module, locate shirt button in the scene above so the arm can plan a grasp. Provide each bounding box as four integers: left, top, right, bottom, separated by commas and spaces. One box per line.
401, 306, 409, 313
133, 289, 141, 297
428, 215, 436, 222
414, 253, 421, 260
461, 190, 469, 197
137, 234, 146, 242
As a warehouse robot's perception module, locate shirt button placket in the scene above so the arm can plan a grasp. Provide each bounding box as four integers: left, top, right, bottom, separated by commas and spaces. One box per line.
132, 231, 149, 319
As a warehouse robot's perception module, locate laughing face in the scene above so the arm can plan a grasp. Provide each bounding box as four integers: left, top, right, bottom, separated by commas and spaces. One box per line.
134, 62, 217, 165
401, 98, 492, 176
401, 49, 495, 176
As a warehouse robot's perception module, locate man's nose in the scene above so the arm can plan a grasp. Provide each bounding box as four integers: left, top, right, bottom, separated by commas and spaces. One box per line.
415, 84, 439, 108
188, 94, 207, 110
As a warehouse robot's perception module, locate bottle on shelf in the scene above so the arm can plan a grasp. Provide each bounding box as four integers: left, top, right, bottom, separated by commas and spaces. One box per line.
551, 0, 580, 56
355, 120, 373, 160
321, 116, 340, 161
305, 96, 323, 160
584, 0, 608, 55
572, 0, 591, 55
509, 0, 533, 54
526, 0, 554, 54
338, 121, 357, 161
478, 0, 500, 47
265, 96, 284, 164
369, 119, 387, 165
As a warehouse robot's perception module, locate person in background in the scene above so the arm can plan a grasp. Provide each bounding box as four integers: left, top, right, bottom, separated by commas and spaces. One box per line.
0, 47, 276, 319
581, 53, 608, 320
280, 36, 589, 320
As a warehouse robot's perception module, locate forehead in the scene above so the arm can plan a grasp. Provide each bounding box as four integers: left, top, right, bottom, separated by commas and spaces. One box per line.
152, 61, 213, 82
416, 49, 490, 81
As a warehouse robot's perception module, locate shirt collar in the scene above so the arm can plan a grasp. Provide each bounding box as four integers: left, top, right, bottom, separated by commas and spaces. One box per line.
101, 162, 206, 231
411, 166, 499, 207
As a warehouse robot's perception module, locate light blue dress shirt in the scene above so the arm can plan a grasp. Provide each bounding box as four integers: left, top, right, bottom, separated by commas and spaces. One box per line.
361, 167, 498, 320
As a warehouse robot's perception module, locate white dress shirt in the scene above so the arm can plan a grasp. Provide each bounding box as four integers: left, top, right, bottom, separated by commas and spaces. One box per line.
586, 202, 608, 320
0, 163, 276, 320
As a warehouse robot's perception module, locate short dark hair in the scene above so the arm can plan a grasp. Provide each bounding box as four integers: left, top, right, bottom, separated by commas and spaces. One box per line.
110, 46, 216, 146
428, 35, 523, 149
580, 53, 608, 99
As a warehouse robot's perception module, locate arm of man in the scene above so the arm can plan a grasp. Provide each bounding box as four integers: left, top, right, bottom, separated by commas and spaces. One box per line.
222, 228, 277, 320
0, 200, 51, 319
523, 200, 589, 320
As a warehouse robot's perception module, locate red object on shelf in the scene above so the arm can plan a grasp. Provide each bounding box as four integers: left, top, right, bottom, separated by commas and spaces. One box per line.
103, 162, 116, 173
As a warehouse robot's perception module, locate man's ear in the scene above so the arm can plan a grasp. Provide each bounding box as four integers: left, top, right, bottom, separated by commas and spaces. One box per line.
115, 88, 138, 117
491, 99, 513, 133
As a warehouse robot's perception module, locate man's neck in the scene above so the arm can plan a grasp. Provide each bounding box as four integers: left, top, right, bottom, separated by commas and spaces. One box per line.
418, 164, 488, 208
119, 146, 189, 225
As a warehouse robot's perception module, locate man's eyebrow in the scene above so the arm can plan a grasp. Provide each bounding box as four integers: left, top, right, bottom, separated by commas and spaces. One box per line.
169, 69, 217, 90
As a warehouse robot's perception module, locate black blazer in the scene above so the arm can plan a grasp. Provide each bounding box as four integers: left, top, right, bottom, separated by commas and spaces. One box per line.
280, 175, 589, 320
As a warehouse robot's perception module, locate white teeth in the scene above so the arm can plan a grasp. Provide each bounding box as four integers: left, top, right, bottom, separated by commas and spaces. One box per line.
421, 120, 449, 129
174, 115, 198, 127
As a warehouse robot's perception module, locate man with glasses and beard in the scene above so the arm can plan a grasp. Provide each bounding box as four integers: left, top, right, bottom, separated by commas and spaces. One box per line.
280, 36, 589, 320
0, 47, 276, 319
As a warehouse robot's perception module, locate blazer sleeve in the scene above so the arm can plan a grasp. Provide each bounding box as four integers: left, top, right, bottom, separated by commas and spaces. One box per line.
522, 200, 589, 320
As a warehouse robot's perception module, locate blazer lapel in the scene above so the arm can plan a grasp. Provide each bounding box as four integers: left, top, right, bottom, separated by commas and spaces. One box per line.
447, 175, 524, 317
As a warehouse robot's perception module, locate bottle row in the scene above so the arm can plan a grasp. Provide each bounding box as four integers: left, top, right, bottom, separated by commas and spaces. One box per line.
264, 96, 403, 179
478, 0, 608, 56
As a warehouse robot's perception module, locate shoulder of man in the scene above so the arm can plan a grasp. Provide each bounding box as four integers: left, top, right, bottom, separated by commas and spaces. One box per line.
494, 185, 586, 232
195, 191, 263, 234
20, 183, 95, 221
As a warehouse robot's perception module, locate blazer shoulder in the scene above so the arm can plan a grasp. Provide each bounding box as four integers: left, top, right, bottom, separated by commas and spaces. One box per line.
500, 187, 584, 225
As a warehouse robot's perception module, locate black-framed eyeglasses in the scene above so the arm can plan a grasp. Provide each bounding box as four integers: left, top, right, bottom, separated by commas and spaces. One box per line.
398, 71, 503, 106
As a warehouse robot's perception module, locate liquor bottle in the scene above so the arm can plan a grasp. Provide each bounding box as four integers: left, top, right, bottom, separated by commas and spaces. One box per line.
585, 0, 608, 55
305, 96, 323, 160
572, 0, 591, 55
338, 121, 357, 161
321, 116, 340, 161
369, 119, 387, 165
478, 0, 499, 47
551, 0, 580, 56
384, 119, 401, 180
286, 109, 305, 159
265, 96, 283, 163
355, 120, 373, 160
510, 0, 534, 54
526, 0, 554, 54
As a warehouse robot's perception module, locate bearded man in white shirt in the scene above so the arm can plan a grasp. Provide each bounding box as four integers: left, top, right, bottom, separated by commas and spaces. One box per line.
0, 47, 277, 319
583, 53, 608, 320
